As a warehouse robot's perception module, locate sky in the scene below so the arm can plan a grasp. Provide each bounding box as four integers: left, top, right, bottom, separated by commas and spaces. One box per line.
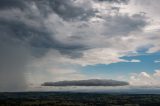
0, 0, 160, 92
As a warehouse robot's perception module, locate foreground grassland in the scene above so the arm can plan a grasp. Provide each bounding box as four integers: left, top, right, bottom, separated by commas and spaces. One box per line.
0, 92, 160, 106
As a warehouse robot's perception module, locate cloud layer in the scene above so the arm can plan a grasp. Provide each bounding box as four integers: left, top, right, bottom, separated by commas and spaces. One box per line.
130, 70, 160, 86
42, 79, 129, 86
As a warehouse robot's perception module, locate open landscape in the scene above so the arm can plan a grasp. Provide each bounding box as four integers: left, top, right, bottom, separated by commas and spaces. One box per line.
0, 92, 160, 106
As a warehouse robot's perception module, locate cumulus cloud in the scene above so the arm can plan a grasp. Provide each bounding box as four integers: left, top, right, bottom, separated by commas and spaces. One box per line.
153, 70, 160, 77
130, 70, 160, 86
42, 79, 129, 86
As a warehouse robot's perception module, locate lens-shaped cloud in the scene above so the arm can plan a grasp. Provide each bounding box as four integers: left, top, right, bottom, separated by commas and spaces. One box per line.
42, 79, 129, 86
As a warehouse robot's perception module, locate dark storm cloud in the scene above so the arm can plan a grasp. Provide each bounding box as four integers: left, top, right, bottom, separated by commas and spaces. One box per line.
97, 0, 129, 3
103, 14, 147, 36
0, 0, 88, 91
34, 0, 95, 21
0, 0, 87, 56
0, 0, 27, 9
0, 19, 84, 52
0, 0, 147, 91
42, 79, 129, 86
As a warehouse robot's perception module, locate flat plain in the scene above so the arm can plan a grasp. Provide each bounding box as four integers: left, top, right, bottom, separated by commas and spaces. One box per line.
0, 92, 160, 106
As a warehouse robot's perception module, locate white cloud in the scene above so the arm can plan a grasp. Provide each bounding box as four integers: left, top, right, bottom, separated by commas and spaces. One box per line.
29, 0, 160, 69
130, 70, 160, 86
128, 59, 141, 63
37, 11, 147, 67
153, 70, 160, 77
155, 60, 160, 63
62, 48, 129, 66
120, 0, 160, 53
